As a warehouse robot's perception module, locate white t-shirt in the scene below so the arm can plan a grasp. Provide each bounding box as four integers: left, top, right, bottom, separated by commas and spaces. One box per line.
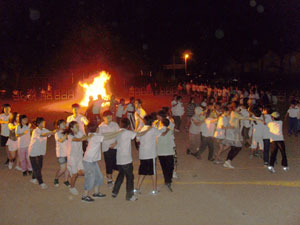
0, 113, 10, 137
28, 128, 50, 157
251, 117, 264, 138
268, 121, 284, 142
287, 107, 299, 118
92, 100, 103, 115
55, 130, 68, 157
189, 115, 203, 134
16, 125, 31, 148
98, 121, 119, 152
116, 104, 125, 118
116, 129, 136, 165
172, 102, 184, 116
201, 118, 217, 137
263, 114, 272, 139
67, 131, 84, 160
66, 114, 88, 135
157, 128, 175, 156
83, 133, 104, 162
240, 108, 251, 128
137, 126, 164, 160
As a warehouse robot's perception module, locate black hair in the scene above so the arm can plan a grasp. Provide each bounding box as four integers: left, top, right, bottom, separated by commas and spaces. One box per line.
19, 114, 28, 128
130, 97, 135, 102
87, 122, 98, 133
162, 107, 169, 114
176, 96, 182, 101
162, 118, 170, 127
264, 105, 273, 114
157, 110, 166, 118
55, 119, 65, 129
67, 121, 78, 135
9, 112, 18, 124
223, 106, 229, 112
188, 97, 194, 104
120, 98, 125, 103
253, 108, 262, 118
1, 104, 11, 113
144, 115, 154, 126
150, 112, 157, 121
120, 118, 130, 129
136, 99, 142, 105
34, 117, 45, 127
103, 110, 113, 117
72, 103, 80, 108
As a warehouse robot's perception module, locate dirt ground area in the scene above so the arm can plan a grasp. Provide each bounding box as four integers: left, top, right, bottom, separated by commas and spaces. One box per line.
0, 96, 299, 225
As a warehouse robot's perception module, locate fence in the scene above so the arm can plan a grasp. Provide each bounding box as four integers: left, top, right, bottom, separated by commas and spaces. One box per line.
129, 87, 177, 97
12, 90, 75, 101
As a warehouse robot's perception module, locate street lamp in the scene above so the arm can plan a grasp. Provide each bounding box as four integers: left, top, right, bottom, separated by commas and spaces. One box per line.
184, 54, 189, 75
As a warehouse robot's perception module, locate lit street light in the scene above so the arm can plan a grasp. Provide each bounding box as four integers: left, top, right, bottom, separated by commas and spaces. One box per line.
184, 54, 189, 75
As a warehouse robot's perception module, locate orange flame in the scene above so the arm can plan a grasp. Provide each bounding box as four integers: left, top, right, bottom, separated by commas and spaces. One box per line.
79, 71, 111, 106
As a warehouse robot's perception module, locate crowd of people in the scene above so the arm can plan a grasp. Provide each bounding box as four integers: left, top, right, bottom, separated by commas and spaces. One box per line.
1, 82, 299, 203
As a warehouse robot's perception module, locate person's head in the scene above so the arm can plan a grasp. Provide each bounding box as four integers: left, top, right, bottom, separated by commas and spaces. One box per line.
68, 121, 79, 135
176, 96, 182, 102
157, 110, 166, 121
35, 117, 45, 129
120, 98, 125, 105
97, 95, 102, 100
102, 110, 113, 124
222, 106, 229, 116
87, 122, 98, 133
162, 118, 170, 127
19, 115, 28, 128
9, 112, 18, 124
173, 94, 177, 100
162, 107, 169, 115
120, 118, 130, 129
135, 99, 142, 109
72, 103, 80, 116
189, 97, 195, 104
130, 97, 135, 103
231, 101, 240, 111
2, 104, 11, 115
194, 106, 202, 116
290, 100, 296, 108
263, 105, 273, 115
144, 115, 154, 126
271, 112, 280, 121
56, 119, 66, 130
150, 112, 157, 121
89, 96, 94, 102
253, 108, 262, 118
215, 102, 221, 111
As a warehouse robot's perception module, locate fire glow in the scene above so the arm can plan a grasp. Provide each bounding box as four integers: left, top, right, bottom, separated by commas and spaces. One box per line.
79, 71, 111, 106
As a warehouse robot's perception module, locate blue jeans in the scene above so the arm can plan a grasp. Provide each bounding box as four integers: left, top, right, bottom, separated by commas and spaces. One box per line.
263, 139, 270, 164
83, 161, 104, 191
297, 119, 300, 131
288, 117, 298, 135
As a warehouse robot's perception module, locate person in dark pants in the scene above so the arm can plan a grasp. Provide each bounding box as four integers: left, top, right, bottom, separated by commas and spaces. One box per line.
262, 106, 273, 166
267, 112, 289, 173
112, 118, 137, 201
171, 96, 184, 132
157, 118, 175, 192
285, 100, 299, 137
28, 117, 55, 189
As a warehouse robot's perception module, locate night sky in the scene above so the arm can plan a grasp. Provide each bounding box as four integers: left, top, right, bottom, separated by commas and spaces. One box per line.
1, 0, 300, 86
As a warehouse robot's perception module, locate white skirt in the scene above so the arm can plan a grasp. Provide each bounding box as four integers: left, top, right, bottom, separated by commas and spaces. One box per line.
6, 139, 18, 151
67, 156, 84, 176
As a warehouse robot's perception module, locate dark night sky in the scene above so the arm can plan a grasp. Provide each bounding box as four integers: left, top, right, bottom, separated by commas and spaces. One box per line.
0, 0, 300, 81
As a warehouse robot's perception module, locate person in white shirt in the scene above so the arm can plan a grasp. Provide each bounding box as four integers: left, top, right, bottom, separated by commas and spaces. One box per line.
112, 118, 137, 201
116, 98, 125, 125
134, 99, 147, 131
186, 107, 203, 155
134, 115, 165, 195
98, 110, 120, 188
28, 117, 55, 189
92, 95, 105, 122
195, 108, 217, 161
6, 112, 19, 170
157, 118, 175, 192
240, 103, 251, 147
249, 108, 265, 159
67, 103, 89, 152
16, 114, 32, 175
171, 96, 184, 132
0, 104, 12, 166
124, 97, 135, 130
262, 106, 273, 166
54, 119, 69, 188
285, 100, 299, 137
267, 112, 288, 173
67, 121, 92, 195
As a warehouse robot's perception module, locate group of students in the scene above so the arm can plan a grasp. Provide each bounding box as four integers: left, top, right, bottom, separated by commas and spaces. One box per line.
1, 99, 178, 203
175, 88, 294, 172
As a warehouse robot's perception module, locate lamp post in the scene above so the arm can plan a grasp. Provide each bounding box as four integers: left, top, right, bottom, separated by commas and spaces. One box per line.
184, 54, 189, 75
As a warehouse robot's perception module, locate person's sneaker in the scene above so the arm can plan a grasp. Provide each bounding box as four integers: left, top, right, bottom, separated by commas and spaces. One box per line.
151, 190, 159, 195
112, 193, 117, 198
15, 166, 22, 171
54, 179, 59, 187
165, 183, 173, 192
172, 172, 179, 179
127, 195, 138, 201
40, 183, 48, 189
107, 180, 114, 189
92, 192, 106, 198
223, 160, 234, 169
133, 189, 142, 195
8, 162, 13, 170
268, 166, 276, 173
4, 158, 9, 166
174, 129, 180, 132
264, 162, 269, 167
69, 187, 79, 195
186, 149, 191, 155
282, 167, 289, 172
81, 196, 95, 203
63, 181, 70, 187
28, 171, 32, 176
23, 171, 28, 176
30, 179, 38, 184
214, 160, 223, 164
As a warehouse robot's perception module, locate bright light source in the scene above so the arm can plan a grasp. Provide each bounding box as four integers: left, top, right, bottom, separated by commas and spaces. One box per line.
185, 54, 189, 59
